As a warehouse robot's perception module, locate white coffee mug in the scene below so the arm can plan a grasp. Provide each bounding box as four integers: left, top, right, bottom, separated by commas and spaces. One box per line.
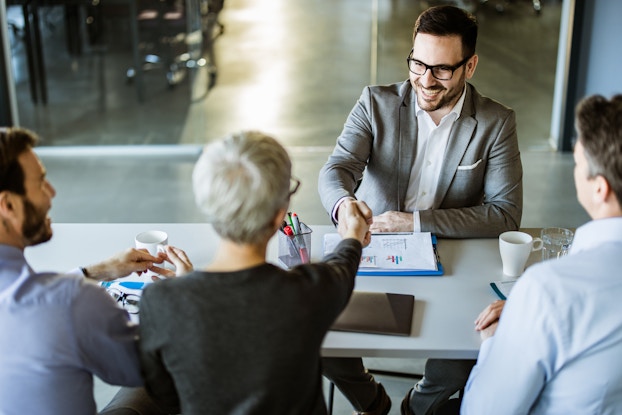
499, 231, 543, 277
135, 230, 168, 256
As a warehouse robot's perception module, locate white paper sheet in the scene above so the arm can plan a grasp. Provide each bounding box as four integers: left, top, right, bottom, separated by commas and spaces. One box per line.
324, 232, 437, 271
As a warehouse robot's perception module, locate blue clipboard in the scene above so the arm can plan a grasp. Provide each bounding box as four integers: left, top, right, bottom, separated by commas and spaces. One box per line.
356, 235, 444, 277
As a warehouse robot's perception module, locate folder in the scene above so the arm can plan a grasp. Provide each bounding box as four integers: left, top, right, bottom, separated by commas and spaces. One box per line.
323, 232, 444, 276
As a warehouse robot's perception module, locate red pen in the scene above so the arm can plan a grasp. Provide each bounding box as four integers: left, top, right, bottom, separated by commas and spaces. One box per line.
298, 245, 309, 264
283, 226, 308, 264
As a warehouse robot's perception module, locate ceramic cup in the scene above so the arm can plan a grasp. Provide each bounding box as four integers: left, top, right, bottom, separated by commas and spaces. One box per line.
135, 230, 168, 256
499, 231, 543, 277
135, 230, 168, 278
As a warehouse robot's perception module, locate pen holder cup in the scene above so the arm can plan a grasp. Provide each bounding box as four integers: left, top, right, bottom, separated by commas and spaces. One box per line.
278, 222, 312, 268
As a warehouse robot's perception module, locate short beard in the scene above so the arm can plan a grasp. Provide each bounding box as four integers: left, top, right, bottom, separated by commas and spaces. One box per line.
21, 198, 52, 246
415, 70, 466, 113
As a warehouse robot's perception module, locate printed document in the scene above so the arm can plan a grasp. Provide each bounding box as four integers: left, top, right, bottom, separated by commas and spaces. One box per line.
324, 232, 437, 271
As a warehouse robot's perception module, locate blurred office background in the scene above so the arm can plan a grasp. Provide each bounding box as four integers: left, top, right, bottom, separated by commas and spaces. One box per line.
2, 0, 622, 412
4, 0, 620, 229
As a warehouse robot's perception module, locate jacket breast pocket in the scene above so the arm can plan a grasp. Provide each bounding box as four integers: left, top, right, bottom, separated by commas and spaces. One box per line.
452, 159, 485, 192
456, 159, 482, 171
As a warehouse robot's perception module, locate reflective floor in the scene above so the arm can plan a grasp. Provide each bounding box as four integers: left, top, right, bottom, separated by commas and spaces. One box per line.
7, 0, 590, 413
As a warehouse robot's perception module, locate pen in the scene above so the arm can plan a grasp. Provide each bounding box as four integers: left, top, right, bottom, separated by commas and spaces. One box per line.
287, 212, 296, 234
292, 213, 302, 235
291, 214, 309, 263
284, 226, 308, 263
298, 243, 309, 264
283, 226, 302, 261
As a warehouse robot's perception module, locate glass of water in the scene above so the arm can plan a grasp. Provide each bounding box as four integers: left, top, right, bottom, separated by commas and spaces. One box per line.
541, 227, 574, 260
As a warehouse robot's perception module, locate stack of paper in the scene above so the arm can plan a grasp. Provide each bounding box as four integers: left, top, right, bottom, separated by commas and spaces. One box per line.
323, 232, 442, 276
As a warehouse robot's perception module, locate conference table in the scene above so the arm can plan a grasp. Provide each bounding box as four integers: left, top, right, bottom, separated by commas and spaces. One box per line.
25, 223, 543, 360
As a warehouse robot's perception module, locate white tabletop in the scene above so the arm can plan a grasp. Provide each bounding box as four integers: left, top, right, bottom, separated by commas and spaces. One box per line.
25, 223, 534, 359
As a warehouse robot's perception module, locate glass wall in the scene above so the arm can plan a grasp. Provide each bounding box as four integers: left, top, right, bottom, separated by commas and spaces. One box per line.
2, 0, 561, 149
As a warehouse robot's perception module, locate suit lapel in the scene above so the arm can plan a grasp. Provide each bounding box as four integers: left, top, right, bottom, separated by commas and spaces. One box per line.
434, 85, 477, 206
397, 84, 418, 211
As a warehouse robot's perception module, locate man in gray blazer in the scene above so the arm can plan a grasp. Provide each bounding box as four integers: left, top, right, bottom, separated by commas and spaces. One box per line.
319, 5, 522, 415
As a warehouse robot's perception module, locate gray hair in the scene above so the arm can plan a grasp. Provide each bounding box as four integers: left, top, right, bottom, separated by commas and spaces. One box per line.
192, 131, 292, 244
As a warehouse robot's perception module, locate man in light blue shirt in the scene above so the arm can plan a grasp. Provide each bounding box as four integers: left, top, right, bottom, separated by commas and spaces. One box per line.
0, 127, 188, 414
462, 94, 622, 414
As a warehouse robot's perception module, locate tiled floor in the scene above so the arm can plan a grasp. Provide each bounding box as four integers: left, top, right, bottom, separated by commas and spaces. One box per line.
7, 0, 589, 413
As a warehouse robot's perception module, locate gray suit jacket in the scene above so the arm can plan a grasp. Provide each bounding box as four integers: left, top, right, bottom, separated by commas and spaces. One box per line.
318, 81, 523, 238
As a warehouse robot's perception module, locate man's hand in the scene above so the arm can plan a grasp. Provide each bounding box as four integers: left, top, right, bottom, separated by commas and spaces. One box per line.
474, 300, 506, 340
369, 211, 414, 233
479, 321, 498, 341
83, 248, 163, 281
148, 245, 194, 280
337, 200, 373, 247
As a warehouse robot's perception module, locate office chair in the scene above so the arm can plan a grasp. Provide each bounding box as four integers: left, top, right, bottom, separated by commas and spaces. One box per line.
481, 0, 542, 15
126, 0, 202, 87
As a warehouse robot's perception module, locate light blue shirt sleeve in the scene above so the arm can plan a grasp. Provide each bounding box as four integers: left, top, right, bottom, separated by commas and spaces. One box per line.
66, 267, 84, 277
72, 280, 143, 387
461, 271, 555, 414
463, 220, 622, 415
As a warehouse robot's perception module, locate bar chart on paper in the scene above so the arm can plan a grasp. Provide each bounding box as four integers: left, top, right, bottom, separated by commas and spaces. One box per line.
323, 232, 444, 276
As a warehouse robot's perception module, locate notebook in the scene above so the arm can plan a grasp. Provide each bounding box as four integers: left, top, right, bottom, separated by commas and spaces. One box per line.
331, 291, 415, 336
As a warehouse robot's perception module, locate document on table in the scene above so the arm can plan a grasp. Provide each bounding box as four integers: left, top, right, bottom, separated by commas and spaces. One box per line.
323, 232, 441, 276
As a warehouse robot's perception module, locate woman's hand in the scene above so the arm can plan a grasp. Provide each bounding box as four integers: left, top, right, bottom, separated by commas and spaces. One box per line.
148, 245, 194, 280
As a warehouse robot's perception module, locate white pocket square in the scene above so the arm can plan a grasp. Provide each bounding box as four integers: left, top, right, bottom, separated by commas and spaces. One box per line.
457, 159, 482, 170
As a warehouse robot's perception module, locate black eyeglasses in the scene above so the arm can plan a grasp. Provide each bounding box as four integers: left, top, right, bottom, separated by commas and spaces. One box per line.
288, 177, 301, 198
406, 49, 472, 81
106, 287, 141, 314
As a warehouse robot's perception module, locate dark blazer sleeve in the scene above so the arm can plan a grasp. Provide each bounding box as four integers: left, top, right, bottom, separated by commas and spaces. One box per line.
295, 237, 363, 318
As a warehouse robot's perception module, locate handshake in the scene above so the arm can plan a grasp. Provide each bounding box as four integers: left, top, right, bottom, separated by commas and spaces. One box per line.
337, 199, 373, 247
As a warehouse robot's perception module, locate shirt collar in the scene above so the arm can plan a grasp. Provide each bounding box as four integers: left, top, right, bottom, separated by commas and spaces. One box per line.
415, 85, 467, 124
570, 217, 622, 254
0, 244, 26, 261
0, 244, 32, 291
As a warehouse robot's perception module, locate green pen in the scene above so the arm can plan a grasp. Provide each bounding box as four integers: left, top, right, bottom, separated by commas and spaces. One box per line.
287, 212, 296, 234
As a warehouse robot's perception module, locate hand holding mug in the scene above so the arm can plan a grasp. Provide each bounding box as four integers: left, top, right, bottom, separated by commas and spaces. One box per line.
148, 245, 194, 280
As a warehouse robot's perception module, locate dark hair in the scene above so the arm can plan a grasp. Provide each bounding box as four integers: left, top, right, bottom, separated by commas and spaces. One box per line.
413, 5, 478, 60
0, 127, 38, 195
575, 94, 622, 205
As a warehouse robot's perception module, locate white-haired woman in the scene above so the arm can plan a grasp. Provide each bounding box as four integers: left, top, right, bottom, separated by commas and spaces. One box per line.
139, 131, 372, 415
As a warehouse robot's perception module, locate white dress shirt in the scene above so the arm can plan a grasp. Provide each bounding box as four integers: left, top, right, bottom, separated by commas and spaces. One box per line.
406, 88, 466, 231
462, 217, 622, 414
